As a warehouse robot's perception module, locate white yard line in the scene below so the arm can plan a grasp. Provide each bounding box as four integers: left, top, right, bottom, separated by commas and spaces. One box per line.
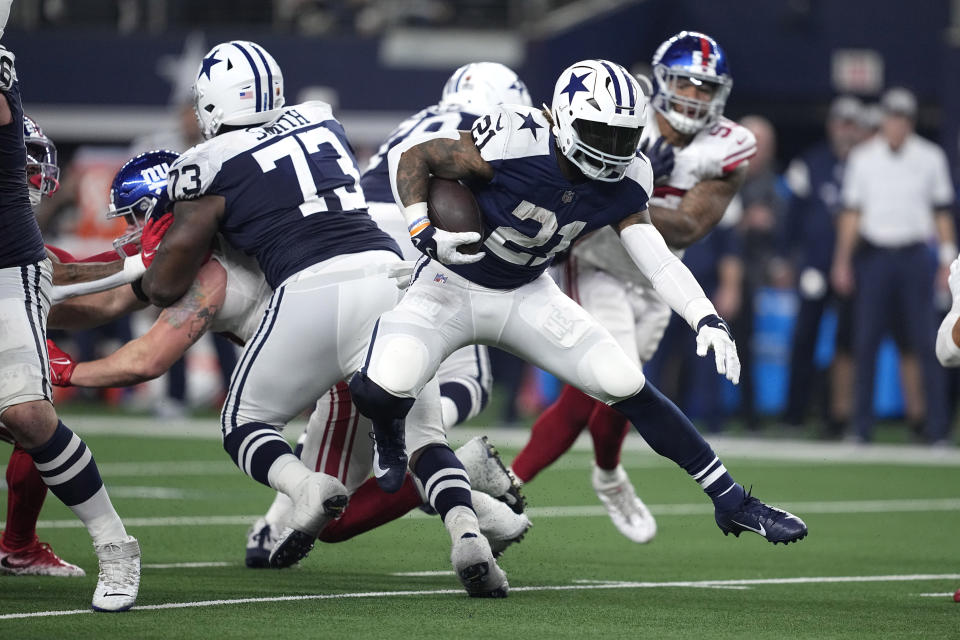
2, 573, 958, 620
5, 497, 958, 530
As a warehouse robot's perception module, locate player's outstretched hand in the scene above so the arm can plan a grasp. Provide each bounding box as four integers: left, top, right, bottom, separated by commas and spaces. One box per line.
695, 314, 740, 384
140, 212, 175, 268
412, 226, 485, 266
0, 45, 15, 92
46, 339, 77, 387
639, 136, 675, 184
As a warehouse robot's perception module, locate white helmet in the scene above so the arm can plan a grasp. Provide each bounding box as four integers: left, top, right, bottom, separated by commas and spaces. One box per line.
440, 62, 532, 110
550, 59, 646, 182
193, 40, 285, 139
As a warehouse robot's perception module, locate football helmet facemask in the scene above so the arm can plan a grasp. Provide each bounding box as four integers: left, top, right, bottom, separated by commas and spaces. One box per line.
194, 40, 285, 139
107, 150, 180, 256
551, 59, 645, 182
440, 62, 532, 111
23, 115, 59, 207
651, 31, 732, 135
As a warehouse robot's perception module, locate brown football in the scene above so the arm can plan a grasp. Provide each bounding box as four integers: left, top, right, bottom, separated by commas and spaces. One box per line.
427, 177, 484, 254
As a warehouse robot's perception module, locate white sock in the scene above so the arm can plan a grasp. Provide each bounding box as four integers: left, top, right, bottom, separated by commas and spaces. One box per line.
594, 464, 622, 485
266, 454, 311, 496
73, 486, 128, 546
263, 491, 294, 528
444, 505, 480, 544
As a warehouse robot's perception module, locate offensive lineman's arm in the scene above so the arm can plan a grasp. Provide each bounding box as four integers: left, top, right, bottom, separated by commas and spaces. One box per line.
142, 195, 223, 307
48, 285, 147, 331
54, 260, 227, 387
616, 212, 740, 383
649, 165, 747, 248
388, 130, 493, 265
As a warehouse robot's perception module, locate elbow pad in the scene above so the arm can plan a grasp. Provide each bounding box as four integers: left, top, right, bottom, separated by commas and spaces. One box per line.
619, 222, 717, 330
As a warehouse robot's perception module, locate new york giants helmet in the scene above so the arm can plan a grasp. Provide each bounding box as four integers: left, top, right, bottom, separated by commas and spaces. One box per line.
193, 41, 285, 139
107, 150, 179, 255
651, 31, 732, 135
440, 62, 532, 110
23, 115, 59, 207
550, 59, 645, 182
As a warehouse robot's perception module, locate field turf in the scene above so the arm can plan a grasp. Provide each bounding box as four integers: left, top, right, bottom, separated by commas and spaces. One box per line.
1, 415, 958, 638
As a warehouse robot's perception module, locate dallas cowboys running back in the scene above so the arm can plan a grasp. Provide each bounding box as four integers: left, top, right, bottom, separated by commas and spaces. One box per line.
512, 31, 756, 544
0, 45, 140, 612
140, 42, 509, 594
350, 58, 808, 547
362, 62, 531, 428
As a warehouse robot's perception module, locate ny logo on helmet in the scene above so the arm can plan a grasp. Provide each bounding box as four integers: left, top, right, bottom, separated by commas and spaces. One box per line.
690, 51, 717, 73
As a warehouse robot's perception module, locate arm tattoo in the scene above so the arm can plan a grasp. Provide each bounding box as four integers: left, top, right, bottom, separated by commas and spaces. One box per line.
395, 132, 493, 206
161, 279, 220, 342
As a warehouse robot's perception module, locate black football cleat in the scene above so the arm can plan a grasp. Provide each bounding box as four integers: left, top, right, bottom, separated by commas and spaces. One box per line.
715, 489, 808, 545
371, 418, 408, 493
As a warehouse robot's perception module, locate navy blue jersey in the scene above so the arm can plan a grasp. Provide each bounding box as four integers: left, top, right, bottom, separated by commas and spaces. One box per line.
782, 142, 844, 271
168, 102, 399, 288
0, 81, 46, 269
360, 104, 480, 203
444, 106, 653, 290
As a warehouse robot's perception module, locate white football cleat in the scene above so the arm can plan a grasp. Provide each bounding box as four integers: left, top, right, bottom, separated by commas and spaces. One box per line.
91, 536, 140, 612
592, 464, 657, 544
472, 491, 532, 558
450, 532, 508, 598
456, 436, 525, 513
0, 537, 85, 577
269, 472, 348, 568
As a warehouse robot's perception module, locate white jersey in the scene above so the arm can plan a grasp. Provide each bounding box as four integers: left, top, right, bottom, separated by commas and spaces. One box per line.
573, 115, 755, 286
209, 237, 271, 343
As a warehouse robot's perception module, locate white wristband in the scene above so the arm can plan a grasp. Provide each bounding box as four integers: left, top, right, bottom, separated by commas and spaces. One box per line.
402, 202, 430, 236
123, 253, 146, 281
938, 243, 958, 266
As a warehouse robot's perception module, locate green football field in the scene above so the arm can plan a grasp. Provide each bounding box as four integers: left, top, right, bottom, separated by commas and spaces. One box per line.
1, 415, 958, 639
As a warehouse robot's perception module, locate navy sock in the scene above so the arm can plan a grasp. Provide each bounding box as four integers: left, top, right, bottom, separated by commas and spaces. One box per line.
223, 422, 294, 486
413, 444, 473, 520
613, 382, 744, 511
27, 421, 104, 506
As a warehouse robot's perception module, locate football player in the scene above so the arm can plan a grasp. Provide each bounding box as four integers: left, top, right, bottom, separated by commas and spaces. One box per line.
0, 115, 86, 578
137, 41, 508, 595
0, 46, 140, 612
936, 255, 960, 366
362, 62, 531, 429
45, 149, 528, 571
510, 31, 756, 543
350, 58, 807, 549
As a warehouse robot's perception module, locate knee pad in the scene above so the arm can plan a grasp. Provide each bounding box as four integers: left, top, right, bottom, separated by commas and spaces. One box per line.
578, 340, 645, 403
366, 334, 431, 397
349, 372, 416, 423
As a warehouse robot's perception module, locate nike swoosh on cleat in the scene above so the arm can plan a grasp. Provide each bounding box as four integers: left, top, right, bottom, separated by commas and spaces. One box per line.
0, 556, 32, 569
730, 520, 766, 537
102, 592, 132, 597
372, 451, 390, 479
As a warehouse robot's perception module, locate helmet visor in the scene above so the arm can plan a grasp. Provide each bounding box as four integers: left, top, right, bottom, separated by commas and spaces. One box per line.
572, 119, 642, 160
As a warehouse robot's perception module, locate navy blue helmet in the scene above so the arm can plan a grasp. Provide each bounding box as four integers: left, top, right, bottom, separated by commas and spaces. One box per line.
651, 31, 732, 135
108, 149, 179, 255
24, 115, 59, 206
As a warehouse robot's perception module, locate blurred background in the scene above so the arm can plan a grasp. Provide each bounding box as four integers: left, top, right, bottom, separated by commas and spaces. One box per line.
8, 0, 960, 443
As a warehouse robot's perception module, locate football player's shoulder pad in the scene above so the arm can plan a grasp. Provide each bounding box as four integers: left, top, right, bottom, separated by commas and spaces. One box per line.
472, 104, 550, 163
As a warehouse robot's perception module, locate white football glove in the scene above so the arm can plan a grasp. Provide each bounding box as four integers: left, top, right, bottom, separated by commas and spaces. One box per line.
949, 256, 960, 301
411, 225, 484, 266
695, 315, 741, 385
0, 45, 15, 92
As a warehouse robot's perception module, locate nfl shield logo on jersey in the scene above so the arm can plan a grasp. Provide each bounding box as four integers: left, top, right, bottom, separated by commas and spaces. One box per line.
434, 272, 448, 284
